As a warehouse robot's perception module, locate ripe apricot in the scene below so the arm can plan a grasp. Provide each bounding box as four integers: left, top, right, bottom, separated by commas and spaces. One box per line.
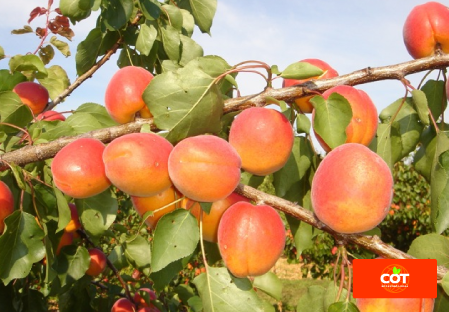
103, 133, 173, 197
105, 66, 154, 124
111, 298, 135, 312
65, 203, 82, 236
86, 248, 107, 276
12, 81, 49, 115
311, 143, 393, 234
52, 138, 111, 199
282, 58, 338, 113
356, 297, 434, 312
313, 85, 378, 152
168, 135, 241, 202
403, 2, 449, 59
0, 181, 14, 234
133, 288, 157, 309
36, 110, 66, 121
56, 230, 73, 255
131, 186, 182, 229
217, 202, 285, 278
186, 192, 250, 242
228, 107, 294, 176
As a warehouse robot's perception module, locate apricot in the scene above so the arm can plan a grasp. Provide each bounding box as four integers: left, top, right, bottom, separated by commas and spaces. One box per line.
133, 288, 157, 309
36, 110, 66, 121
0, 181, 14, 234
186, 192, 250, 242
105, 66, 154, 124
65, 203, 82, 236
131, 186, 182, 229
168, 135, 241, 202
111, 298, 135, 312
311, 143, 393, 234
86, 248, 107, 276
356, 298, 434, 312
313, 85, 378, 152
12, 81, 49, 115
52, 138, 111, 199
103, 133, 173, 197
217, 202, 285, 278
228, 107, 294, 176
403, 2, 449, 59
56, 230, 73, 255
282, 58, 339, 113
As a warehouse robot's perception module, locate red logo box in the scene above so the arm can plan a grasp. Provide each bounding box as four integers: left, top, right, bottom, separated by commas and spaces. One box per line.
353, 259, 437, 298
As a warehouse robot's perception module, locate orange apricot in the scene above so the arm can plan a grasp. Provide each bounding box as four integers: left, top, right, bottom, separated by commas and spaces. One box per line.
356, 297, 434, 312
13, 81, 49, 115
86, 248, 107, 276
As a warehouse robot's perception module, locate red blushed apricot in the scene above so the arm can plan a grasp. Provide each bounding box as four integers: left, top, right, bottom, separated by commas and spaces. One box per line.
103, 133, 173, 197
52, 138, 111, 199
131, 186, 182, 229
36, 110, 66, 121
217, 202, 285, 278
12, 81, 49, 115
403, 2, 449, 59
86, 248, 107, 276
282, 59, 339, 113
105, 66, 154, 124
356, 298, 434, 312
168, 135, 241, 202
133, 288, 157, 309
111, 298, 136, 312
228, 107, 294, 176
56, 230, 73, 255
313, 85, 378, 153
186, 192, 250, 243
311, 143, 393, 234
0, 181, 14, 234
65, 203, 82, 236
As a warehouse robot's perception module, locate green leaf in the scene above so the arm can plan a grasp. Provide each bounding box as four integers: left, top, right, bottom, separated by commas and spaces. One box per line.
436, 284, 449, 312
0, 70, 27, 92
181, 9, 195, 36
144, 57, 224, 143
421, 80, 447, 122
11, 25, 33, 34
151, 256, 191, 291
162, 4, 184, 30
59, 0, 94, 23
179, 0, 217, 34
138, 0, 161, 20
411, 89, 430, 125
53, 185, 71, 233
9, 54, 48, 78
327, 301, 360, 312
75, 190, 117, 240
102, 0, 134, 30
39, 45, 55, 65
375, 123, 401, 171
199, 202, 213, 214
324, 281, 356, 310
161, 24, 181, 62
53, 245, 90, 287
296, 114, 311, 134
193, 267, 270, 312
75, 28, 102, 75
151, 209, 199, 272
0, 211, 45, 285
408, 233, 449, 267
311, 93, 352, 150
430, 132, 449, 233
58, 276, 95, 312
37, 65, 70, 101
180, 35, 204, 66
253, 272, 283, 301
0, 91, 33, 133
65, 112, 104, 134
108, 246, 129, 271
74, 103, 118, 128
296, 285, 326, 312
0, 46, 4, 60
442, 271, 449, 296
124, 235, 152, 271
280, 62, 323, 80
414, 125, 439, 181
50, 36, 71, 57
393, 267, 401, 274
136, 22, 158, 56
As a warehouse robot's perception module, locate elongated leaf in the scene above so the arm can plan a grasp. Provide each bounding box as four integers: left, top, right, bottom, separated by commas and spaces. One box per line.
436, 285, 449, 312
39, 45, 55, 65
136, 22, 158, 56
124, 235, 152, 271
181, 9, 195, 36
441, 272, 449, 296
297, 113, 311, 134
280, 62, 323, 80
101, 0, 133, 30
54, 185, 71, 233
9, 54, 48, 78
58, 276, 95, 312
179, 0, 217, 34
151, 209, 199, 272
53, 245, 90, 287
74, 103, 118, 128
327, 302, 360, 312
375, 123, 401, 171
37, 65, 70, 100
50, 36, 71, 57
324, 282, 356, 310
0, 70, 27, 92
421, 80, 447, 121
414, 125, 440, 181
161, 24, 181, 62
411, 89, 430, 125
0, 91, 33, 133
138, 0, 161, 20
311, 93, 352, 150
66, 112, 104, 134
253, 272, 283, 301
180, 35, 204, 66
59, 0, 93, 23
0, 211, 45, 285
193, 267, 270, 312
408, 233, 449, 267
75, 28, 102, 75
162, 4, 183, 30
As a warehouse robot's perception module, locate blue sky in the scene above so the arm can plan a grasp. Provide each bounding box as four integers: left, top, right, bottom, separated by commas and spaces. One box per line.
0, 0, 447, 116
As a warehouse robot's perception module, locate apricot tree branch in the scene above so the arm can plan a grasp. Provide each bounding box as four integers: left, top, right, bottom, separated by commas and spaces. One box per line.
233, 183, 448, 282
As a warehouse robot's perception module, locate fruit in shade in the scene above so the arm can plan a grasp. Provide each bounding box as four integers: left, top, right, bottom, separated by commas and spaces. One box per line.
36, 110, 66, 121
52, 138, 111, 198
282, 58, 339, 113
111, 298, 135, 312
168, 135, 241, 202
105, 66, 154, 124
86, 248, 107, 276
103, 133, 173, 197
313, 85, 378, 152
186, 192, 250, 242
217, 202, 285, 278
0, 181, 14, 234
131, 186, 182, 229
403, 2, 449, 59
56, 230, 73, 255
12, 81, 49, 115
65, 203, 82, 236
311, 143, 393, 234
356, 297, 434, 312
228, 107, 294, 176
133, 288, 157, 309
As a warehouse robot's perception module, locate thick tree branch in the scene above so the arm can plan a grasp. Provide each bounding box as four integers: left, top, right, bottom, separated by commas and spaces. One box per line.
234, 183, 449, 282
